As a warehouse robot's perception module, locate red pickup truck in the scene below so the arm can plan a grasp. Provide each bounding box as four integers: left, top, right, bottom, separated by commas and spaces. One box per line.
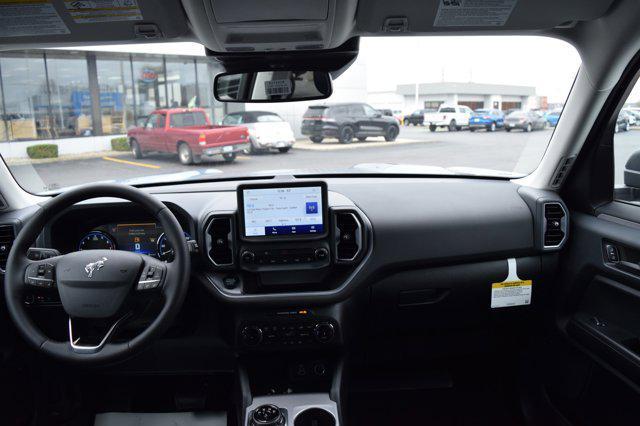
127, 108, 250, 165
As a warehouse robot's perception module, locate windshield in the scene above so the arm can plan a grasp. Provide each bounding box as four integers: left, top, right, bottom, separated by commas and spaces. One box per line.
0, 36, 580, 194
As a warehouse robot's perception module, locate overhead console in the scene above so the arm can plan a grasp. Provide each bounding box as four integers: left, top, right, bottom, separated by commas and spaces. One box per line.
182, 0, 358, 52
200, 181, 370, 303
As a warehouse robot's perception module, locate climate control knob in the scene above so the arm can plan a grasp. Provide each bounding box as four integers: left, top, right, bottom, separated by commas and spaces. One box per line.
241, 250, 255, 264
313, 322, 335, 343
241, 325, 263, 346
314, 247, 329, 261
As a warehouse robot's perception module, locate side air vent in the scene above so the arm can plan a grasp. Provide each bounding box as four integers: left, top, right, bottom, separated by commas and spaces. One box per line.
543, 203, 567, 248
550, 155, 575, 188
0, 224, 16, 272
334, 211, 362, 262
204, 215, 235, 267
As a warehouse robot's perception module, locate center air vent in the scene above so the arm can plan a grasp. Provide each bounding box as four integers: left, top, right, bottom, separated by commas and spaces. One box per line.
334, 211, 362, 262
0, 224, 16, 272
543, 203, 567, 248
205, 215, 235, 267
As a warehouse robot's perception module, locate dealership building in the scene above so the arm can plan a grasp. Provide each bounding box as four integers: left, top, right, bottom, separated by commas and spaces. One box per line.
369, 82, 543, 113
0, 48, 231, 158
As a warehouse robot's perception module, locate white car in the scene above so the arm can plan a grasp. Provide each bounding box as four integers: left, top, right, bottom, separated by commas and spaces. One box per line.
424, 104, 473, 131
222, 111, 295, 153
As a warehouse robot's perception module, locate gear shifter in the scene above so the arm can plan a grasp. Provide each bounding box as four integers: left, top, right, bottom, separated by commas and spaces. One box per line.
250, 404, 285, 425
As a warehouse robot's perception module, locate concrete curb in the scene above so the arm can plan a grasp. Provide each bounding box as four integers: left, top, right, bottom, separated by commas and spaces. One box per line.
4, 150, 130, 166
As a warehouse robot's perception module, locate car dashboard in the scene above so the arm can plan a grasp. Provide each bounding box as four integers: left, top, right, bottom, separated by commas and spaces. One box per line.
1, 176, 568, 366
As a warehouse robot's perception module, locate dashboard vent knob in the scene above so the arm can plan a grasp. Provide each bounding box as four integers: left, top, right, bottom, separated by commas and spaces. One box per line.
205, 216, 235, 267
543, 203, 567, 248
0, 224, 15, 272
334, 212, 362, 262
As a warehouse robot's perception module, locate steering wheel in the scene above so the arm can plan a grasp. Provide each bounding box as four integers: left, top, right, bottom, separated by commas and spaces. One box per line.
4, 183, 190, 364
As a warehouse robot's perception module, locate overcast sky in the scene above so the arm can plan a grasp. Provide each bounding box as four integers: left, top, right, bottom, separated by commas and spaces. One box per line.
79, 36, 582, 103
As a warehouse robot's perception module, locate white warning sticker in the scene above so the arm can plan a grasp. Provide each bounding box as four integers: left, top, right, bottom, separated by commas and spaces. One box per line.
264, 79, 293, 97
0, 0, 70, 37
64, 0, 142, 24
490, 258, 532, 308
434, 0, 517, 27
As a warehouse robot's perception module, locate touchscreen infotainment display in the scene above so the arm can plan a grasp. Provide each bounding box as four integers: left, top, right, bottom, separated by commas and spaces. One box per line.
242, 185, 325, 237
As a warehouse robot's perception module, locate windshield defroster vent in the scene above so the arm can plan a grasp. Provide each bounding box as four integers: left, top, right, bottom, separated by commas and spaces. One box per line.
334, 211, 362, 262
205, 215, 235, 267
0, 224, 16, 272
543, 203, 567, 248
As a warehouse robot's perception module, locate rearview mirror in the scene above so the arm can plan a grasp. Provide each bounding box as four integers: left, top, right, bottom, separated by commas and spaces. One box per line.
214, 70, 332, 103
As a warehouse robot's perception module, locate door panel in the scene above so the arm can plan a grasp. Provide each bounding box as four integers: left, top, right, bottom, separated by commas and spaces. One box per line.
549, 208, 640, 423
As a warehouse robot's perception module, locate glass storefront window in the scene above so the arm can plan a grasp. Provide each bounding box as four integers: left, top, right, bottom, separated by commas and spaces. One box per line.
165, 58, 197, 108
132, 56, 166, 122
197, 59, 224, 123
46, 52, 92, 138
96, 55, 134, 134
0, 52, 48, 141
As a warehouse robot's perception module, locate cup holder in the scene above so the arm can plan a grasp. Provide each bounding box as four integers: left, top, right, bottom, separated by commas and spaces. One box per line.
294, 408, 336, 426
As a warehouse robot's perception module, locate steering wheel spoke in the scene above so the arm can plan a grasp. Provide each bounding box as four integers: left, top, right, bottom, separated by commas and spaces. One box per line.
68, 314, 130, 354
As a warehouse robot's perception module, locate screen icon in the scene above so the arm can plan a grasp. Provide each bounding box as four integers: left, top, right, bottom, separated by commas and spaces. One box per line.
306, 202, 318, 214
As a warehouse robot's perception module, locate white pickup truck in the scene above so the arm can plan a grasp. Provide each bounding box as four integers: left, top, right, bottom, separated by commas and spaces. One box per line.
424, 104, 473, 131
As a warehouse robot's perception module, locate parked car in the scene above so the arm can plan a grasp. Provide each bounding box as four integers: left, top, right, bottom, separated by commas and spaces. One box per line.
468, 109, 505, 132
221, 111, 295, 154
403, 108, 435, 126
128, 108, 250, 165
424, 104, 473, 131
544, 109, 562, 127
504, 110, 549, 132
622, 108, 640, 126
301, 103, 400, 144
378, 109, 402, 125
616, 110, 631, 132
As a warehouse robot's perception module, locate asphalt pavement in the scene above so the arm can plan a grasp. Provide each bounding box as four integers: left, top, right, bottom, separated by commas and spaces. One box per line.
6, 126, 640, 194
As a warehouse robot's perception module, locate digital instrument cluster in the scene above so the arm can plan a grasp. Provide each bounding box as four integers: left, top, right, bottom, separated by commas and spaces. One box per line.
77, 222, 189, 261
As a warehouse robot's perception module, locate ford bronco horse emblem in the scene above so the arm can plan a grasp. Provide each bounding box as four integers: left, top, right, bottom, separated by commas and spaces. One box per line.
85, 257, 108, 278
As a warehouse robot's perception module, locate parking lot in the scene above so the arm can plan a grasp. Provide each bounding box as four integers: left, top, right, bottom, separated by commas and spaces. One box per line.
6, 125, 639, 193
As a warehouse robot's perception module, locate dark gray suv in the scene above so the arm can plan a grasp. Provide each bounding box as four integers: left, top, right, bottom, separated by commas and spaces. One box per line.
301, 102, 400, 143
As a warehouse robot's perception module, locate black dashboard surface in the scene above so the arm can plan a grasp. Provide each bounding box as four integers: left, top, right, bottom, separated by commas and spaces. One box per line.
1, 176, 554, 306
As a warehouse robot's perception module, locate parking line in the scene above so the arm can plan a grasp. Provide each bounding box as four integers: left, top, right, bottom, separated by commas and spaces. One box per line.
102, 156, 161, 169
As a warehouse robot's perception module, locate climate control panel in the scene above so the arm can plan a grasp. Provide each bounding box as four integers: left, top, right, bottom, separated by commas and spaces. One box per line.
239, 319, 337, 348
238, 242, 331, 271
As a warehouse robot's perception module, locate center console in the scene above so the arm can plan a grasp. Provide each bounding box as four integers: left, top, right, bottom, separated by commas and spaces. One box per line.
198, 180, 370, 351
196, 180, 360, 424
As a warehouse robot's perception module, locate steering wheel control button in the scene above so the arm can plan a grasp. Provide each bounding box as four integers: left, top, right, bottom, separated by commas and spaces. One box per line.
25, 263, 56, 288
137, 264, 164, 290
314, 322, 335, 343
250, 404, 285, 426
